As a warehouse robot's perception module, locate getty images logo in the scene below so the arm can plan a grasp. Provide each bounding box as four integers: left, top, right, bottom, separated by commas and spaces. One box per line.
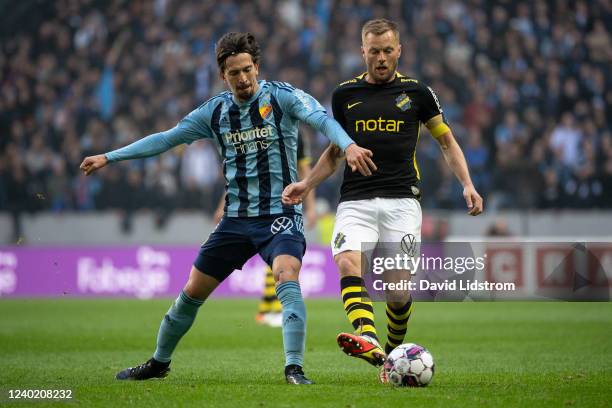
77, 246, 170, 299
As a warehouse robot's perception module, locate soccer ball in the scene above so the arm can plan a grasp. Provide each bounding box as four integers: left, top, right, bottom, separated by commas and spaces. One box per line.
382, 343, 435, 387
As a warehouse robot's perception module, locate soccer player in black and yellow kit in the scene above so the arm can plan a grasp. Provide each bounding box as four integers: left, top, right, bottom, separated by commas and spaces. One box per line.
282, 19, 483, 378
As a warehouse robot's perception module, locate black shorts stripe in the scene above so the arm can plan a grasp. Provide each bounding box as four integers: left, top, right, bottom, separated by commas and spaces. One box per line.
210, 103, 229, 212
270, 95, 292, 211
229, 104, 249, 217
248, 100, 271, 216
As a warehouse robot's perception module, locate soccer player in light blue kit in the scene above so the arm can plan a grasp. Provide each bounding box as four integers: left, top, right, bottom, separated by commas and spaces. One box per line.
80, 32, 376, 384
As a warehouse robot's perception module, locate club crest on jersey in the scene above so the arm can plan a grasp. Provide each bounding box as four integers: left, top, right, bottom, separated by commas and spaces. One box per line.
259, 101, 272, 119
395, 93, 412, 111
259, 94, 272, 119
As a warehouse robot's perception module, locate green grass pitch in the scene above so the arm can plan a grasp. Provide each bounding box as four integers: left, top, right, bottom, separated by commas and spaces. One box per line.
1, 299, 611, 407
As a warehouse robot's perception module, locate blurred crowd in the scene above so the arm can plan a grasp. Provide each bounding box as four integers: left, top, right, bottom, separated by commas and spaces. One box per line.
1, 0, 611, 234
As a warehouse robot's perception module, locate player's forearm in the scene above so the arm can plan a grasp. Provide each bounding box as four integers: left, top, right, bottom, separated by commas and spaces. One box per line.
105, 127, 185, 163
303, 145, 342, 190
298, 162, 316, 209
440, 138, 474, 188
306, 113, 354, 152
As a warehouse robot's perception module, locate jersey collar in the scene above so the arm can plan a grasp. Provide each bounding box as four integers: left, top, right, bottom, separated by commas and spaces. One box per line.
359, 72, 401, 86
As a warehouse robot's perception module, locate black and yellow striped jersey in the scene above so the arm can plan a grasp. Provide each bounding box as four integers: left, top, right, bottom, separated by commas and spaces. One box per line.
331, 73, 444, 202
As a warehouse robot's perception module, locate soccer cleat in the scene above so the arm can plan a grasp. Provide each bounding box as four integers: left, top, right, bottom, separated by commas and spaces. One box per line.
115, 358, 170, 380
255, 312, 283, 328
264, 312, 283, 328
255, 313, 266, 325
337, 333, 386, 367
379, 365, 389, 384
285, 364, 314, 385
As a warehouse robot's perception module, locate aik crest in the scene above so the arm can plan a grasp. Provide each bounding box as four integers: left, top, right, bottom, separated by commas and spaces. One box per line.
395, 93, 412, 111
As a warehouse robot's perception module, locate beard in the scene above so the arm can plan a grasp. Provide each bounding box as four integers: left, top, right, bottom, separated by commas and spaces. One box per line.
369, 62, 397, 83
235, 83, 254, 100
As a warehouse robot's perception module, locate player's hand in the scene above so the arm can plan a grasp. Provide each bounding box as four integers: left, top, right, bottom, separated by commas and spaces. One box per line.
345, 143, 377, 176
282, 181, 309, 206
463, 184, 483, 216
79, 154, 108, 176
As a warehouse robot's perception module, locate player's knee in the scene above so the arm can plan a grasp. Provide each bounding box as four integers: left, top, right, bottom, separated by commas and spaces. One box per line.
272, 255, 301, 283
183, 266, 219, 301
335, 253, 361, 277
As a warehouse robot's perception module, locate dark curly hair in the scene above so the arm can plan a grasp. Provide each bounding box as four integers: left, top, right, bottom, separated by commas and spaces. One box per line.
215, 32, 261, 71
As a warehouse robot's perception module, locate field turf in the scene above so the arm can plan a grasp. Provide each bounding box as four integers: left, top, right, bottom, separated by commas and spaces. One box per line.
0, 299, 611, 407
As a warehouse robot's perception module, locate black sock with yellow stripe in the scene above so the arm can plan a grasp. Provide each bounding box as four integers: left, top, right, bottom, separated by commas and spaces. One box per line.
385, 296, 413, 354
340, 276, 378, 341
258, 267, 282, 314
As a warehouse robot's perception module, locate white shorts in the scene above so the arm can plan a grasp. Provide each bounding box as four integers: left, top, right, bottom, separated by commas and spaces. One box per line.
331, 197, 422, 257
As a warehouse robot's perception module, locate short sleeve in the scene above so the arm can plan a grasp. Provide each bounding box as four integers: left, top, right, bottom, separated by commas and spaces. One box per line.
331, 88, 347, 129
417, 84, 444, 124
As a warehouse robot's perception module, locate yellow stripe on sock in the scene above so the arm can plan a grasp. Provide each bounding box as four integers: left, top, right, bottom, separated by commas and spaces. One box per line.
387, 331, 405, 341
386, 303, 413, 320
387, 318, 407, 331
347, 308, 374, 322
343, 297, 367, 308
358, 324, 376, 335
269, 299, 282, 313
341, 286, 363, 298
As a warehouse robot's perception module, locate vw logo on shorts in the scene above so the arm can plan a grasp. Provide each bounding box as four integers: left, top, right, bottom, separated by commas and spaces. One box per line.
401, 233, 417, 257
271, 217, 294, 234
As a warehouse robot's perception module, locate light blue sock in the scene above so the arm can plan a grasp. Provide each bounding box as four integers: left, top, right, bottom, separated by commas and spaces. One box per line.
276, 281, 306, 367
153, 290, 203, 363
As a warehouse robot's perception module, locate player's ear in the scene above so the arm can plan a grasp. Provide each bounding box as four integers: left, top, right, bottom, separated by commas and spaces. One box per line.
253, 63, 259, 76
219, 70, 226, 82
397, 43, 402, 58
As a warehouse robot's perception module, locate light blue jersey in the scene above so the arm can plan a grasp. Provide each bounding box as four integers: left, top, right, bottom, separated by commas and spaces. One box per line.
105, 80, 354, 217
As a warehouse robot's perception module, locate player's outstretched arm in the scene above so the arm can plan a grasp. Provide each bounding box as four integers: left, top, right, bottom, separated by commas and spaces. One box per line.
427, 115, 483, 216
80, 108, 208, 176
282, 144, 344, 205
80, 154, 109, 176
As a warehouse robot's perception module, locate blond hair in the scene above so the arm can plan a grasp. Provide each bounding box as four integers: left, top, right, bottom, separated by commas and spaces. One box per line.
361, 18, 400, 42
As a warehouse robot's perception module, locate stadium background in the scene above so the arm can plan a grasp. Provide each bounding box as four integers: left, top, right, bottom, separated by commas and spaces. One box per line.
1, 0, 611, 244
0, 1, 611, 406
